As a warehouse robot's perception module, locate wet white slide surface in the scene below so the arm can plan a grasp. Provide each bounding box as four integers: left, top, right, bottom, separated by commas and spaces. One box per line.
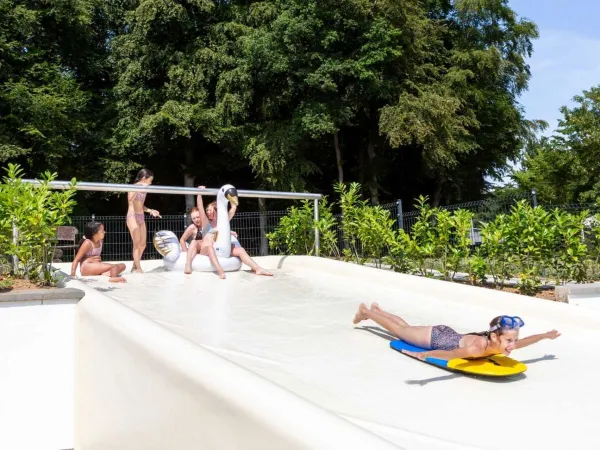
74, 256, 600, 450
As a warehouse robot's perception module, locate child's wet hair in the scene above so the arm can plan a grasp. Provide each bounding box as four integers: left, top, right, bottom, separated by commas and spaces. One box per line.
135, 168, 153, 181
468, 316, 506, 338
77, 221, 104, 251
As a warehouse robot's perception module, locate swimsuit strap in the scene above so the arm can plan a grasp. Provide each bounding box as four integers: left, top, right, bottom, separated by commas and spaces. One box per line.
83, 239, 102, 257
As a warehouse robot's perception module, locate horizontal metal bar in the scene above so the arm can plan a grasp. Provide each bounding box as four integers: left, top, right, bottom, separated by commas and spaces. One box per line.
21, 179, 322, 200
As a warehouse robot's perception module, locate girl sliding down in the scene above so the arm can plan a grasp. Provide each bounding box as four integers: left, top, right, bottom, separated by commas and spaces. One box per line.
71, 222, 126, 283
353, 303, 560, 361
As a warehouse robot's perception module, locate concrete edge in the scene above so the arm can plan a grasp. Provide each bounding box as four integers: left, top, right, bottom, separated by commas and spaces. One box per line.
554, 282, 600, 303
0, 287, 85, 304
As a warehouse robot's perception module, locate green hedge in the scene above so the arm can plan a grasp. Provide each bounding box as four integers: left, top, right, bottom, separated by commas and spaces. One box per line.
268, 182, 600, 295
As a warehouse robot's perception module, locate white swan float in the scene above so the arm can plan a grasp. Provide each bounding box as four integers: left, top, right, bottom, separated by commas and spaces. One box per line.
153, 184, 242, 272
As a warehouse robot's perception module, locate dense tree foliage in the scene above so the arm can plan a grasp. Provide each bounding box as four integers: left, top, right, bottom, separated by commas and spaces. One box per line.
0, 0, 545, 213
507, 86, 600, 205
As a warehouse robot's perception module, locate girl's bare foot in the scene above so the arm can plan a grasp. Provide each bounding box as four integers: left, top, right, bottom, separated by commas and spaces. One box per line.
109, 277, 127, 283
371, 302, 381, 312
218, 271, 226, 279
184, 265, 192, 274
131, 267, 143, 273
353, 303, 369, 324
254, 267, 273, 276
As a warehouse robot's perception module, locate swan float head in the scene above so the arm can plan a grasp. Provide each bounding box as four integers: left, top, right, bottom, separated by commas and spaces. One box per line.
219, 184, 239, 206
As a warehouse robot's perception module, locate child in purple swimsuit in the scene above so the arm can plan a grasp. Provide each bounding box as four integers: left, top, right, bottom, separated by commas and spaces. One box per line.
353, 303, 561, 361
71, 222, 126, 282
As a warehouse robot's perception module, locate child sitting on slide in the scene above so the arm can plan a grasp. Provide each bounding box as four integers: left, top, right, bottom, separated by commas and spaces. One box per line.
70, 222, 126, 283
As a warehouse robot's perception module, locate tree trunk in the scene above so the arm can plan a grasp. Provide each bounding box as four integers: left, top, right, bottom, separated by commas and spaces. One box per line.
334, 131, 343, 183
258, 197, 268, 256
182, 146, 196, 211
366, 130, 379, 205
432, 182, 443, 207
359, 145, 365, 186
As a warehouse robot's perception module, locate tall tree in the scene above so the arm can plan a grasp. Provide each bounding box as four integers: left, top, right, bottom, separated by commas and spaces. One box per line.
109, 0, 252, 209
509, 85, 600, 204
380, 0, 539, 205
0, 0, 121, 182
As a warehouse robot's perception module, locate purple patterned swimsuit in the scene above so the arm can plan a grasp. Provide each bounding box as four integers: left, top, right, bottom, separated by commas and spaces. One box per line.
430, 325, 463, 351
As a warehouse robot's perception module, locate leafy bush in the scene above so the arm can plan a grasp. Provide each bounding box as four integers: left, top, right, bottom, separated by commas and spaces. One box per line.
479, 214, 513, 289
404, 195, 436, 276
355, 203, 399, 269
0, 276, 13, 290
335, 182, 402, 268
583, 206, 600, 280
547, 209, 589, 286
270, 181, 600, 296
267, 197, 339, 257
0, 164, 77, 284
335, 182, 367, 263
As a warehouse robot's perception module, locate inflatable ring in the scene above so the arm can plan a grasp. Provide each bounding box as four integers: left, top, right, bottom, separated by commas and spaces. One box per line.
153, 230, 242, 272
153, 184, 243, 273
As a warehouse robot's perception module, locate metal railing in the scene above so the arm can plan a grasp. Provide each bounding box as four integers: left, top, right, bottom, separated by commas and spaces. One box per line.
50, 186, 600, 263
61, 211, 290, 262
21, 179, 323, 258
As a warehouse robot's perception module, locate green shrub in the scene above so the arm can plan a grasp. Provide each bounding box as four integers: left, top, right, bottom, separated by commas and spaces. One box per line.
268, 181, 600, 296
547, 209, 589, 285
0, 164, 77, 284
267, 197, 339, 257
404, 195, 436, 277
335, 182, 367, 264
479, 214, 513, 289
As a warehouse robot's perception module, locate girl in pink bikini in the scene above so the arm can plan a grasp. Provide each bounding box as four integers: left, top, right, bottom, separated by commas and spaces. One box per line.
126, 168, 161, 272
70, 222, 126, 282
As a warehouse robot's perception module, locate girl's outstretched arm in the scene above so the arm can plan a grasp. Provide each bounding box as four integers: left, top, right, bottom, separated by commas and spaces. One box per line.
515, 330, 561, 349
196, 185, 210, 228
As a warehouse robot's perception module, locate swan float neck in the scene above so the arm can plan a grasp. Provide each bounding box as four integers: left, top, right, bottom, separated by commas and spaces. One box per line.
213, 184, 239, 259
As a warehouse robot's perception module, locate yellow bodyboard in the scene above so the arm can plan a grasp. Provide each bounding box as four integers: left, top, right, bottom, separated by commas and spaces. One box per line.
447, 354, 527, 376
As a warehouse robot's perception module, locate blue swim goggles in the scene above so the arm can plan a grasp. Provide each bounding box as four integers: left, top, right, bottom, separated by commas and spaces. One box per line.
489, 315, 525, 332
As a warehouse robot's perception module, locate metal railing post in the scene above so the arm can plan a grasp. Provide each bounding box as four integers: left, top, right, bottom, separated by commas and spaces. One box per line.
532, 189, 538, 207
396, 199, 403, 231
314, 199, 320, 257
12, 220, 18, 270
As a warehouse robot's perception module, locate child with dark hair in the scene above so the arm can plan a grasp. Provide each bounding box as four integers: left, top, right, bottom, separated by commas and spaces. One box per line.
353, 303, 560, 361
126, 168, 161, 272
70, 222, 126, 283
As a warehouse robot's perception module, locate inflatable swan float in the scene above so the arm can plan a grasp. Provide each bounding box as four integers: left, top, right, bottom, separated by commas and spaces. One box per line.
153, 184, 243, 272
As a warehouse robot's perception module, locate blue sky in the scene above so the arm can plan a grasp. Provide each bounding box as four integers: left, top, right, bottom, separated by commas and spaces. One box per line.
509, 0, 600, 135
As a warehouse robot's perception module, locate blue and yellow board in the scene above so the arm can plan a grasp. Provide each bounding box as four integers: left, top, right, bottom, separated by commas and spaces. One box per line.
390, 340, 527, 377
